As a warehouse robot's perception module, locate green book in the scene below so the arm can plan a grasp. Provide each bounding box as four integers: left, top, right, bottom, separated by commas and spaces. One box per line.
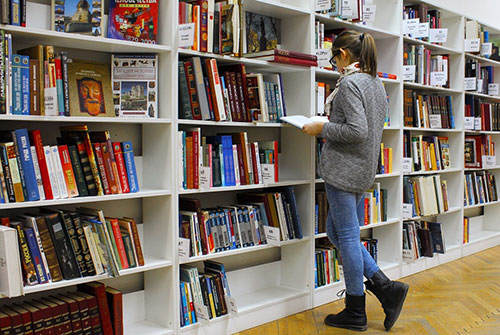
105, 219, 123, 270
120, 230, 137, 268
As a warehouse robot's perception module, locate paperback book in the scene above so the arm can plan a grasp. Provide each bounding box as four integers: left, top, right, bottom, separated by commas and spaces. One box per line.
107, 0, 158, 44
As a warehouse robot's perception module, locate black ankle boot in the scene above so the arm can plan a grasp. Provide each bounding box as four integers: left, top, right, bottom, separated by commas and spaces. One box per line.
324, 293, 367, 332
365, 270, 409, 331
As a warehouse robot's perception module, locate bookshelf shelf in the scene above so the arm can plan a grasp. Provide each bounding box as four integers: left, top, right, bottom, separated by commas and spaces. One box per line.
124, 321, 174, 335
403, 36, 461, 54
360, 218, 401, 230
403, 82, 462, 94
179, 315, 231, 333
232, 286, 309, 315
403, 127, 462, 133
465, 53, 500, 67
178, 180, 310, 194
244, 0, 311, 17
404, 167, 462, 176
376, 172, 400, 179
468, 231, 500, 244
315, 233, 327, 239
465, 91, 500, 101
0, 115, 172, 124
314, 280, 343, 292
315, 15, 400, 39
177, 119, 284, 127
406, 206, 462, 221
465, 130, 500, 135
465, 165, 500, 171
464, 200, 500, 210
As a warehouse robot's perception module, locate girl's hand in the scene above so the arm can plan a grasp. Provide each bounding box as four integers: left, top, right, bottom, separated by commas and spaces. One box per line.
302, 122, 325, 136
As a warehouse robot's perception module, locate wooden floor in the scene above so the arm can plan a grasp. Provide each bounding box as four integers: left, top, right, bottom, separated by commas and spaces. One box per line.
235, 246, 500, 335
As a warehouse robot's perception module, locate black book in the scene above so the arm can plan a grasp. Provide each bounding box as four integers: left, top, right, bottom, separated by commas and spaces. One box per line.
428, 222, 446, 254
59, 52, 71, 116
44, 213, 81, 280
206, 274, 221, 317
56, 138, 89, 197
62, 135, 97, 196
69, 212, 96, 276
198, 275, 213, 319
178, 61, 193, 120
416, 223, 433, 257
211, 148, 222, 187
213, 10, 220, 54
0, 145, 16, 202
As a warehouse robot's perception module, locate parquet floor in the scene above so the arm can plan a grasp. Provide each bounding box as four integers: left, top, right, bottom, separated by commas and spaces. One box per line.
235, 246, 500, 335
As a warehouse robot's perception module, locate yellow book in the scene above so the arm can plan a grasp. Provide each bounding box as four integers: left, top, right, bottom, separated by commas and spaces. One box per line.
2, 142, 24, 202
380, 143, 384, 173
388, 148, 393, 173
184, 282, 193, 324
429, 143, 438, 170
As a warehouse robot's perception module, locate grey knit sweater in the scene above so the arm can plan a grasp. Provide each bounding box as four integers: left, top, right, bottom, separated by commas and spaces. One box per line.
319, 73, 387, 194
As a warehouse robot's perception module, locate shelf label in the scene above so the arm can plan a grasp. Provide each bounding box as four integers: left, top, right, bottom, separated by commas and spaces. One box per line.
482, 155, 496, 168
414, 22, 429, 38
402, 65, 416, 81
403, 19, 419, 36
178, 23, 195, 47
464, 117, 475, 130
465, 38, 481, 52
363, 5, 376, 22
316, 48, 331, 68
194, 303, 210, 323
261, 164, 275, 184
481, 43, 493, 57
430, 72, 447, 86
429, 114, 442, 129
488, 83, 500, 96
315, 0, 331, 11
474, 117, 482, 130
403, 203, 413, 219
199, 166, 211, 189
264, 226, 280, 245
178, 238, 190, 261
402, 157, 412, 173
44, 87, 59, 116
341, 0, 354, 17
225, 295, 238, 315
429, 28, 448, 43
464, 77, 477, 91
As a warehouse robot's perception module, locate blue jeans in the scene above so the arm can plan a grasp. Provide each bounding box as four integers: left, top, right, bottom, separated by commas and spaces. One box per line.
325, 183, 380, 296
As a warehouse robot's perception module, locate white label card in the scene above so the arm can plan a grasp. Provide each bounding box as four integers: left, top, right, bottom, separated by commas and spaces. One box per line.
225, 296, 238, 315
178, 23, 195, 47
482, 155, 497, 168
178, 238, 190, 261
414, 22, 429, 38
464, 77, 477, 91
341, 0, 354, 17
464, 117, 475, 130
315, 0, 331, 11
264, 226, 280, 245
474, 118, 482, 130
429, 114, 442, 129
429, 28, 448, 43
403, 204, 413, 219
363, 5, 376, 22
44, 87, 59, 116
316, 48, 331, 68
465, 38, 481, 52
199, 166, 211, 190
194, 303, 210, 323
261, 164, 275, 184
430, 72, 447, 86
402, 65, 416, 81
477, 79, 484, 93
481, 43, 493, 57
402, 157, 412, 173
488, 83, 500, 96
403, 19, 419, 36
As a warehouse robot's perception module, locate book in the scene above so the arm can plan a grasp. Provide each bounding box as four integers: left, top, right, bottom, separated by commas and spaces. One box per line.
245, 12, 280, 54
111, 54, 158, 118
67, 60, 115, 117
10, 221, 38, 285
107, 0, 158, 44
0, 225, 23, 297
51, 0, 104, 36
105, 287, 123, 335
121, 141, 139, 193
244, 48, 317, 61
33, 215, 63, 282
57, 145, 79, 198
77, 282, 113, 335
24, 227, 50, 284
1, 142, 24, 202
13, 128, 40, 201
112, 142, 130, 193
280, 115, 329, 129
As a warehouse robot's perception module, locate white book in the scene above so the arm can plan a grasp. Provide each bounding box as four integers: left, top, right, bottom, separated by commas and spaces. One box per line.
222, 206, 243, 248
17, 215, 51, 282
207, 0, 215, 53
51, 146, 68, 199
30, 146, 45, 200
208, 59, 227, 121
274, 192, 289, 241
43, 145, 61, 199
82, 225, 105, 275
316, 82, 325, 116
232, 144, 241, 186
253, 142, 262, 184
280, 115, 329, 129
0, 226, 23, 298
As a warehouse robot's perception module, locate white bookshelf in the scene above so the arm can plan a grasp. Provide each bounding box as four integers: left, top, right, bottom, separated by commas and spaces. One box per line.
1, 0, 500, 334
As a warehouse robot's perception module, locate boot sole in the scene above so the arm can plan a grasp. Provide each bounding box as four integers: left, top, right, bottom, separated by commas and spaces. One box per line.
325, 320, 367, 332
384, 283, 409, 331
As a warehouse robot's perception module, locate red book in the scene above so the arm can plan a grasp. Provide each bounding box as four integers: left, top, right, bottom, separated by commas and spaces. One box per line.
29, 130, 54, 199
92, 143, 111, 195
250, 143, 259, 184
9, 304, 34, 335
107, 217, 130, 269
186, 136, 193, 189
101, 142, 121, 194
30, 300, 54, 335
77, 283, 113, 335
270, 55, 317, 67
21, 303, 45, 335
199, 0, 208, 52
35, 299, 57, 335
123, 217, 145, 266
75, 292, 103, 335
56, 295, 82, 335
0, 310, 12, 335
364, 197, 369, 225
66, 293, 92, 334
46, 296, 72, 335
105, 287, 123, 335
112, 142, 130, 193
235, 144, 246, 185
1, 217, 9, 226
187, 131, 199, 189
57, 145, 79, 198
1, 307, 23, 335
42, 297, 64, 335
248, 48, 318, 61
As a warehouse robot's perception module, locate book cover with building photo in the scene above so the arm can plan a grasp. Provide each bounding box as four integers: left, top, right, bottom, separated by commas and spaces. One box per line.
111, 54, 158, 118
51, 0, 104, 36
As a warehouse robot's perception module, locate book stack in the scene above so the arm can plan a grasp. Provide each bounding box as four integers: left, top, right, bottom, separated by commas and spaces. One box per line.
0, 126, 139, 204
364, 183, 388, 225
0, 282, 123, 335
377, 143, 393, 175
403, 44, 450, 88
179, 188, 302, 256
464, 134, 495, 169
315, 191, 328, 235
0, 34, 158, 118
403, 175, 449, 217
465, 97, 500, 131
179, 57, 286, 122
403, 4, 442, 42
314, 240, 340, 288
403, 221, 446, 262
180, 261, 231, 326
403, 91, 454, 128
243, 49, 318, 67
464, 171, 498, 206
403, 132, 451, 172
1, 207, 144, 289
179, 129, 278, 190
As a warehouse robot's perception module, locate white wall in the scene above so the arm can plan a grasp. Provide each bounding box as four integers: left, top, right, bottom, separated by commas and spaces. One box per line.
430, 0, 500, 28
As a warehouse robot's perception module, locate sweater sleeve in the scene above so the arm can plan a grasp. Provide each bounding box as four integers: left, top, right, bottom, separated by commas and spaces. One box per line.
321, 80, 368, 143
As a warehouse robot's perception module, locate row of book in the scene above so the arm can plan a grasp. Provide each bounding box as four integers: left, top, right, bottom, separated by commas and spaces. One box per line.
377, 143, 393, 175
0, 36, 159, 118
465, 98, 500, 131
464, 20, 500, 60
403, 44, 450, 88
403, 175, 450, 218
179, 129, 278, 190
0, 126, 139, 204
465, 59, 494, 95
362, 238, 378, 263
464, 171, 498, 206
464, 134, 495, 169
1, 207, 143, 291
403, 90, 454, 129
314, 240, 341, 288
463, 217, 471, 244
403, 132, 451, 173
403, 221, 445, 262
402, 4, 442, 42
179, 188, 302, 257
315, 0, 369, 22
180, 261, 230, 326
179, 57, 286, 123
0, 282, 123, 335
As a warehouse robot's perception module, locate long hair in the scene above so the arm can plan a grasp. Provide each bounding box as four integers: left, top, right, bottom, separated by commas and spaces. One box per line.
332, 30, 377, 77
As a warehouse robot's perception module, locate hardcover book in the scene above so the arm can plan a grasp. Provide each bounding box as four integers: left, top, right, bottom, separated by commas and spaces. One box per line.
107, 0, 158, 44
245, 12, 281, 54
51, 0, 104, 36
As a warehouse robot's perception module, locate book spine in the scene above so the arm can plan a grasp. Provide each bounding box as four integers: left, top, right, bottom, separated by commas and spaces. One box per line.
200, 0, 208, 52
5, 143, 24, 201
87, 296, 103, 335
110, 219, 129, 269
178, 61, 193, 120
272, 55, 318, 67
11, 54, 23, 114
100, 142, 120, 194
71, 214, 97, 276
30, 146, 45, 200
24, 227, 49, 283
127, 219, 144, 266
51, 146, 69, 199
0, 31, 5, 114
12, 222, 38, 285
20, 0, 25, 26
43, 145, 61, 199
105, 289, 123, 335
36, 216, 64, 281
77, 284, 113, 335
0, 0, 8, 24
29, 59, 39, 115
82, 225, 104, 275
54, 58, 65, 116
67, 145, 89, 197
15, 128, 41, 201
121, 141, 139, 193
112, 142, 130, 193
61, 213, 87, 277
184, 61, 202, 120
274, 49, 318, 61
92, 143, 111, 195
60, 52, 71, 116
10, 0, 20, 26
75, 139, 97, 196
83, 135, 104, 196
58, 145, 79, 198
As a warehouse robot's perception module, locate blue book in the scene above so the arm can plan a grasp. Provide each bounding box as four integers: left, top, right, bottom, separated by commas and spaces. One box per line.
180, 282, 190, 325
315, 204, 319, 234
222, 136, 235, 186
11, 54, 23, 115
13, 128, 40, 201
241, 207, 254, 246
281, 186, 303, 239
24, 227, 49, 284
237, 208, 248, 247
218, 144, 225, 187
215, 211, 228, 251
10, 0, 20, 26
121, 141, 139, 192
314, 252, 318, 288
179, 298, 184, 327
20, 55, 30, 115
56, 60, 65, 116
222, 209, 236, 249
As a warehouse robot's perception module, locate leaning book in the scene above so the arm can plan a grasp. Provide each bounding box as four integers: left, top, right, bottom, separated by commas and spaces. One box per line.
111, 54, 158, 118
280, 115, 329, 129
51, 0, 104, 36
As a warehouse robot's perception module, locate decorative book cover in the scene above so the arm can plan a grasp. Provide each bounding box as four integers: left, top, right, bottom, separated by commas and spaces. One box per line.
51, 0, 103, 36
67, 60, 114, 117
245, 12, 281, 54
111, 54, 158, 118
107, 0, 158, 44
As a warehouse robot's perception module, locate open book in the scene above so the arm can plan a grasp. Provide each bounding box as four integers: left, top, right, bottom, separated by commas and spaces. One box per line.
280, 115, 329, 129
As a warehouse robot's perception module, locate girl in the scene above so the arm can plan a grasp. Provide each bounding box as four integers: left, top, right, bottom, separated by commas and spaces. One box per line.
303, 30, 409, 332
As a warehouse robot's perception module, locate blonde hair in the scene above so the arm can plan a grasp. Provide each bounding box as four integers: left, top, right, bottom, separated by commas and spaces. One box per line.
332, 30, 377, 77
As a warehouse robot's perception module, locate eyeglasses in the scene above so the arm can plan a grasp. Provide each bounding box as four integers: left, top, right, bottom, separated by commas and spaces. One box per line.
329, 49, 341, 68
